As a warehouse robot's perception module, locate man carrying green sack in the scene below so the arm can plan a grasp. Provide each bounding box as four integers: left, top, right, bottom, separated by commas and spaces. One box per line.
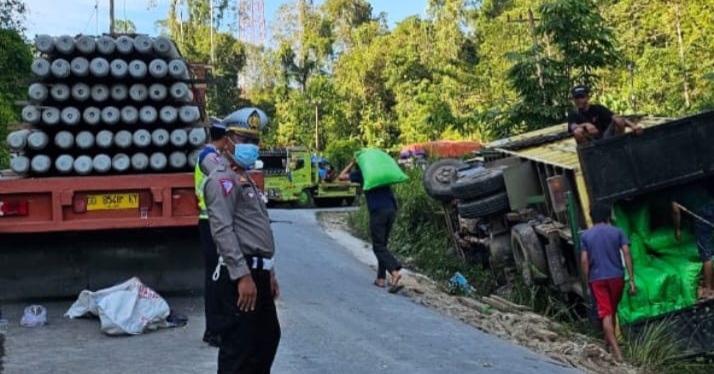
339, 151, 404, 293
353, 148, 409, 191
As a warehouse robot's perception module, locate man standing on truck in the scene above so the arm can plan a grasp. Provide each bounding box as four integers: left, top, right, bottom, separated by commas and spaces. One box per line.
670, 184, 714, 298
567, 85, 643, 144
580, 204, 636, 362
338, 160, 403, 293
203, 108, 281, 373
195, 117, 228, 347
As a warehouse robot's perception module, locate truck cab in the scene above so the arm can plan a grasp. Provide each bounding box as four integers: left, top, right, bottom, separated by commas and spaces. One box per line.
260, 147, 358, 207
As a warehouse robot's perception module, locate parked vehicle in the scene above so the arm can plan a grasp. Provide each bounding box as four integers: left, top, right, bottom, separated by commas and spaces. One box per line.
423, 112, 714, 355
260, 146, 358, 207
0, 34, 263, 299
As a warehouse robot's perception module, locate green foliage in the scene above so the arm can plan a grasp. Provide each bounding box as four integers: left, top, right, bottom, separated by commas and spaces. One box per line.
153, 0, 714, 163
505, 0, 620, 132
0, 28, 32, 169
348, 168, 497, 295
114, 19, 136, 33
323, 138, 362, 170
0, 0, 26, 32
159, 0, 246, 117
0, 102, 16, 168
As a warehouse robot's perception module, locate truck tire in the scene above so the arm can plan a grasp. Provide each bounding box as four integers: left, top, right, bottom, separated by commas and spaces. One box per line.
422, 158, 468, 201
451, 168, 505, 200
511, 224, 548, 286
457, 192, 509, 219
295, 189, 314, 208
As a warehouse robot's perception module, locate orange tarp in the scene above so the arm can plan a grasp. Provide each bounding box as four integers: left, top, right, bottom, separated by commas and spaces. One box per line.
400, 141, 481, 158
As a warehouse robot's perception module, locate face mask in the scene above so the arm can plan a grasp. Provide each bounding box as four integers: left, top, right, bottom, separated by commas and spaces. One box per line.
233, 143, 260, 169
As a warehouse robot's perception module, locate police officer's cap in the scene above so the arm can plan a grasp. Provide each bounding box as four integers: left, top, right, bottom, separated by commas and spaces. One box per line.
223, 107, 268, 139
209, 116, 226, 138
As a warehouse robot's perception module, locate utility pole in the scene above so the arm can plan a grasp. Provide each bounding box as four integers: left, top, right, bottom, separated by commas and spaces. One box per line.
313, 99, 321, 152
109, 0, 115, 34
210, 0, 215, 65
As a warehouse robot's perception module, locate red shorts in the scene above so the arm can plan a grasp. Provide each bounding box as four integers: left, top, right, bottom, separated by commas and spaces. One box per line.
590, 277, 625, 318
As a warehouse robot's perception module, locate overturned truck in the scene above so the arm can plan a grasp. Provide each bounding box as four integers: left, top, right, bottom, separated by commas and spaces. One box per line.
423, 111, 714, 355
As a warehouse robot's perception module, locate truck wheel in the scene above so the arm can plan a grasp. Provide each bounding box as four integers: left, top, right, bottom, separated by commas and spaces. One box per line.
511, 224, 548, 286
422, 158, 468, 201
457, 192, 509, 219
295, 189, 314, 208
451, 168, 505, 201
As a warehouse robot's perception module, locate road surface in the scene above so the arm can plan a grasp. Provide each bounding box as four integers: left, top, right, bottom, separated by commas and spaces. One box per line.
0, 208, 580, 374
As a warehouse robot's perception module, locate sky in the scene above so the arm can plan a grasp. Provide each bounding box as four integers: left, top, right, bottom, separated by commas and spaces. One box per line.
22, 0, 429, 41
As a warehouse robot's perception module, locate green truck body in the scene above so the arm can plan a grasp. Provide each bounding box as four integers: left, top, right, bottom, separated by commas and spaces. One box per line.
260, 147, 359, 207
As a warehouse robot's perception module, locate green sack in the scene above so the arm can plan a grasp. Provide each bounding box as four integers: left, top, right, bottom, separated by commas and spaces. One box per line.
641, 259, 684, 304
355, 148, 409, 191
618, 273, 651, 325
613, 204, 632, 237
661, 258, 701, 304
644, 227, 694, 251
629, 203, 651, 237
629, 234, 651, 267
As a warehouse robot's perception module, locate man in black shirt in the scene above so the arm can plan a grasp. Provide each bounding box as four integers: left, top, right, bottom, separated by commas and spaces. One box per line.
339, 159, 404, 293
567, 85, 642, 144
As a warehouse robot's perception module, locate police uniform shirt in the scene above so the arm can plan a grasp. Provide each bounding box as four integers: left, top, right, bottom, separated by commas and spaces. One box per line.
199, 145, 225, 176
204, 162, 276, 280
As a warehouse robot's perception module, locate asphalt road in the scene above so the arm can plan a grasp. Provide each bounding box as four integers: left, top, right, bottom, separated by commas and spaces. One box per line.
0, 208, 581, 374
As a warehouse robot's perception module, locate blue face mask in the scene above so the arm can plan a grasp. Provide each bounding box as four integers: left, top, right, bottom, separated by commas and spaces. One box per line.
233, 143, 259, 169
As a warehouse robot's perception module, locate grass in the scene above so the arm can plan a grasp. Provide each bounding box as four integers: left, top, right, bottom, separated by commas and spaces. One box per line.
624, 319, 713, 374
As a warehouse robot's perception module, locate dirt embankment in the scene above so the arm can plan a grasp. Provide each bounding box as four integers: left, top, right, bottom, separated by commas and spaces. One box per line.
319, 212, 637, 374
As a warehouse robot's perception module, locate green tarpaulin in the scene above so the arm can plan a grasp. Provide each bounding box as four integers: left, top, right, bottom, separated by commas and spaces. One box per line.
614, 198, 704, 325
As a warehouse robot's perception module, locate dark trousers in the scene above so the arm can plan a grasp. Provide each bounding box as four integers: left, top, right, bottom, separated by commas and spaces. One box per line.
369, 208, 401, 279
199, 219, 219, 335
213, 267, 281, 374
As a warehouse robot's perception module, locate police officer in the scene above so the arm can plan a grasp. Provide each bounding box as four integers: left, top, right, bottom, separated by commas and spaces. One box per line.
195, 117, 229, 347
203, 107, 280, 373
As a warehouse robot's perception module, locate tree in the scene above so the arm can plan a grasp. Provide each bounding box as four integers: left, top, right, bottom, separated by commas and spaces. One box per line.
157, 0, 247, 117
321, 0, 375, 51
114, 19, 136, 33
505, 0, 620, 132
0, 28, 32, 168
0, 0, 26, 32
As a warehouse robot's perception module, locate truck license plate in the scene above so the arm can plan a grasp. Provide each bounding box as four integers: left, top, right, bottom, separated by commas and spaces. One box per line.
87, 193, 139, 211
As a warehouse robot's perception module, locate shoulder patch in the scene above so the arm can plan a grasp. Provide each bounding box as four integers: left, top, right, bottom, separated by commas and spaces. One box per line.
220, 178, 235, 196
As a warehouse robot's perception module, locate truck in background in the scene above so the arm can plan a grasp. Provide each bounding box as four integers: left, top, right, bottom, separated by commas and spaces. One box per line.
260, 146, 358, 207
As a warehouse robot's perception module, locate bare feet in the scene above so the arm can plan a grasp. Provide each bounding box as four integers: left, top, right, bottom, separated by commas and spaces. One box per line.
390, 271, 401, 286
388, 271, 404, 294
373, 279, 385, 288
